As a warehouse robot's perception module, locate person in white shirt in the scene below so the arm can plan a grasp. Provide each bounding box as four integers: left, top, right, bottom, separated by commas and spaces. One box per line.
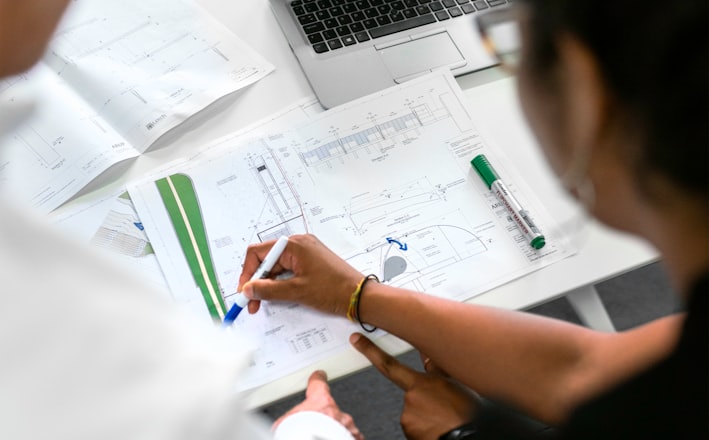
0, 1, 361, 439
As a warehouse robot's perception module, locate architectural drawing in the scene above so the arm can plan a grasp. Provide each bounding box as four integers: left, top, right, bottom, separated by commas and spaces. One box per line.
246, 150, 308, 242
345, 177, 446, 235
43, 0, 274, 150
299, 111, 423, 167
297, 87, 463, 171
0, 0, 273, 212
346, 214, 489, 292
130, 72, 572, 391
14, 127, 62, 168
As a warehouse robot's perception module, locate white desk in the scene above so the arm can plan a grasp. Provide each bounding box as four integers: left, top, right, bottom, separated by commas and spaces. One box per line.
55, 0, 660, 409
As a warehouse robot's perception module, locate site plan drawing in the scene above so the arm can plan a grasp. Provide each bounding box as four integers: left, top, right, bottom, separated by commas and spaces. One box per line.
129, 71, 574, 390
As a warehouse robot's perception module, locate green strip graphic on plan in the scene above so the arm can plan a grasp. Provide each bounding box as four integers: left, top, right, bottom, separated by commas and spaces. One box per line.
156, 174, 226, 320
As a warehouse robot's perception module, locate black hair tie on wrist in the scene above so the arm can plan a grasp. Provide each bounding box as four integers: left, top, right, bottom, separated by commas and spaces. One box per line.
355, 274, 379, 333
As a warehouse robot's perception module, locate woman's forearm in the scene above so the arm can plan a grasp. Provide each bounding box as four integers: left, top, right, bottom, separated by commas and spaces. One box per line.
358, 282, 681, 423
239, 235, 682, 423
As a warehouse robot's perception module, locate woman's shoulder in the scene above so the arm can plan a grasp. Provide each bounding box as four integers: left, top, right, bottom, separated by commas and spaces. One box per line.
561, 273, 707, 439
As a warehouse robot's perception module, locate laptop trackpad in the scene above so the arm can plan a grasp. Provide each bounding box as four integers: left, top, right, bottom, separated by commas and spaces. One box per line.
377, 32, 466, 83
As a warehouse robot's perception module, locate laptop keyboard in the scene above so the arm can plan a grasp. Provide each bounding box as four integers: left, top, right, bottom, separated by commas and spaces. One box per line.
291, 0, 507, 54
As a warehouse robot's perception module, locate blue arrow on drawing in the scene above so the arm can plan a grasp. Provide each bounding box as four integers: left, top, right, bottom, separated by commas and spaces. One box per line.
386, 237, 408, 251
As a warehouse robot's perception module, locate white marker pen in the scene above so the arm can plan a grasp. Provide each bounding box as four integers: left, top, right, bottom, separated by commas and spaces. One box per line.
222, 235, 289, 326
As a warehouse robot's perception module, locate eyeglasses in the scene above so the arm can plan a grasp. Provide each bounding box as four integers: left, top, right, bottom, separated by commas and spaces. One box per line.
476, 4, 526, 72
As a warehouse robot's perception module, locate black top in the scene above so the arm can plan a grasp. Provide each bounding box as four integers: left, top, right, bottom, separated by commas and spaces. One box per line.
562, 273, 708, 438
463, 273, 708, 439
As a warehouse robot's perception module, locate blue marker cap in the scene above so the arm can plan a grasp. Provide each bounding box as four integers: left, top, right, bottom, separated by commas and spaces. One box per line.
222, 303, 244, 326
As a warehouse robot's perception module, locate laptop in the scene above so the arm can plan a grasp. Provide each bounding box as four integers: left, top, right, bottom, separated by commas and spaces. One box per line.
270, 0, 504, 108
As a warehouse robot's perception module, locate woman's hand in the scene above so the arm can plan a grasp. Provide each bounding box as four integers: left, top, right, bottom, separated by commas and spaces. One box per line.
350, 333, 480, 439
238, 234, 363, 317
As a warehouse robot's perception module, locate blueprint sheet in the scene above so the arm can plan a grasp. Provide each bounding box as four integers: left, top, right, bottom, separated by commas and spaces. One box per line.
0, 0, 273, 212
129, 71, 574, 391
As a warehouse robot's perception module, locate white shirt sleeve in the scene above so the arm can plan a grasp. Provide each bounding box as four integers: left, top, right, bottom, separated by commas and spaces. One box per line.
0, 202, 273, 440
273, 411, 355, 440
0, 198, 356, 440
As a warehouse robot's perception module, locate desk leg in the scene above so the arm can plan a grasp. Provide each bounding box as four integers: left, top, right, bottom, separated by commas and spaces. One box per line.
565, 285, 616, 332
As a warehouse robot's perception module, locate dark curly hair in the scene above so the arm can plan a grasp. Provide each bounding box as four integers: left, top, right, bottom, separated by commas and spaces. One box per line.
524, 0, 707, 200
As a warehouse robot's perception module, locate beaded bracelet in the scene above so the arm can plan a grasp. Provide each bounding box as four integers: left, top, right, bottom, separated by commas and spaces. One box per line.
346, 274, 379, 333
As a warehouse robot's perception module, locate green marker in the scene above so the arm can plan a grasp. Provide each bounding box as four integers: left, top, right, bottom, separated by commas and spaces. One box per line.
471, 154, 546, 250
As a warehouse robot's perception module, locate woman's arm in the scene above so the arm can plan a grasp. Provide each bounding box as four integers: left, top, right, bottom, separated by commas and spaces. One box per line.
241, 234, 683, 423
358, 282, 683, 423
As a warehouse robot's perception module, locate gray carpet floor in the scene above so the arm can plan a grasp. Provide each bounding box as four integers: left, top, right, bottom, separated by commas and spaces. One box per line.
261, 261, 680, 439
